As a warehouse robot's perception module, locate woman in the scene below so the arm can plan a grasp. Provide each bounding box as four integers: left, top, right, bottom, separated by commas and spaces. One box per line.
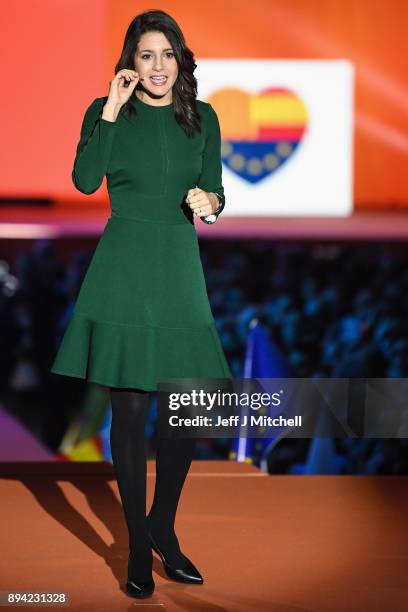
50, 9, 232, 600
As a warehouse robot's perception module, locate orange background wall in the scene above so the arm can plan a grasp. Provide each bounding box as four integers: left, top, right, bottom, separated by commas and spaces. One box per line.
2, 0, 407, 209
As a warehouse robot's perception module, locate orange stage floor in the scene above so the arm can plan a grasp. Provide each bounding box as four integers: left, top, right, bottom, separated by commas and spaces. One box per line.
0, 460, 407, 611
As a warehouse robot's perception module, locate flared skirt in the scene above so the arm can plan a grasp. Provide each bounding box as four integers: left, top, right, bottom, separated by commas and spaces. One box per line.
50, 215, 232, 390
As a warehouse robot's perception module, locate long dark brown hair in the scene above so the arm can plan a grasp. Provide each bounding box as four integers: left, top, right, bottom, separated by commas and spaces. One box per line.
115, 10, 201, 137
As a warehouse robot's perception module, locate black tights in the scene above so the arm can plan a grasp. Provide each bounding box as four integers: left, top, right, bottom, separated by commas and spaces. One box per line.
109, 387, 197, 581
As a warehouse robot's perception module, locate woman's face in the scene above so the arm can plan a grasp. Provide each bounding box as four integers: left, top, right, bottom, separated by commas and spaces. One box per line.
134, 31, 179, 101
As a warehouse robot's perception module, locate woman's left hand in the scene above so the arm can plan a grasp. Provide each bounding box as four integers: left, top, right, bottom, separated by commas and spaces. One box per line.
185, 187, 218, 217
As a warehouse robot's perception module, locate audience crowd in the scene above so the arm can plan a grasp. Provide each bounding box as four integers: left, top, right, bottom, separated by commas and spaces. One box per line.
0, 237, 407, 474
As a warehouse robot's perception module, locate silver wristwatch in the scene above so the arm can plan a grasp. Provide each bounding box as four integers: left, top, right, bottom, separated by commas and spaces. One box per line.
201, 192, 225, 224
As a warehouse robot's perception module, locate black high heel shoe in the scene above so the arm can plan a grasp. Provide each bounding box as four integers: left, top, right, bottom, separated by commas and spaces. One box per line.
148, 532, 204, 584
125, 553, 155, 599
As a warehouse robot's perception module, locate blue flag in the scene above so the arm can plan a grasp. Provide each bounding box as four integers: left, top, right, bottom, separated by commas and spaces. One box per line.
229, 318, 293, 467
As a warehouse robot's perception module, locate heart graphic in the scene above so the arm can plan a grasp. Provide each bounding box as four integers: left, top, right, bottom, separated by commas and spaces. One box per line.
208, 88, 309, 184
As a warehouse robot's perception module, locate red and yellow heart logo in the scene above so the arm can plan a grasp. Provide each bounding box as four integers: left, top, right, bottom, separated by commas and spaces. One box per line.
208, 88, 309, 184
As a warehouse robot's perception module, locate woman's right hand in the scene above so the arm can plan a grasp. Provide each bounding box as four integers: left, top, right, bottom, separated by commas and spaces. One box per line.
106, 69, 140, 108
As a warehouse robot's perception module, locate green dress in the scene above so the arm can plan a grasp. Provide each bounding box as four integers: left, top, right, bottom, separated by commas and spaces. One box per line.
50, 94, 232, 391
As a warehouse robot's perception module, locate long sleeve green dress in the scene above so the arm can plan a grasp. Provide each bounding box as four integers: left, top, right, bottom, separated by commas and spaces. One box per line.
50, 93, 232, 390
